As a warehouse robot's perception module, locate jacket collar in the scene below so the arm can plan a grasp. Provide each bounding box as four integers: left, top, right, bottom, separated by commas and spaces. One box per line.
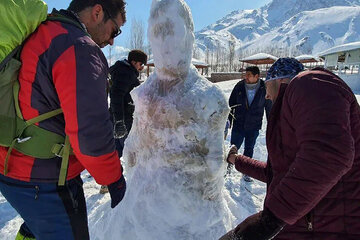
122, 59, 139, 77
50, 9, 89, 36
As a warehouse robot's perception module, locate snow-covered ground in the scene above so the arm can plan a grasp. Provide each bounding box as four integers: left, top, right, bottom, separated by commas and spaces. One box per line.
0, 79, 266, 239
0, 78, 359, 239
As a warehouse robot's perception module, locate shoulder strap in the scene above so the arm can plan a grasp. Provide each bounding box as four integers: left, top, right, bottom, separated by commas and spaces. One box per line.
58, 135, 71, 186
0, 45, 22, 71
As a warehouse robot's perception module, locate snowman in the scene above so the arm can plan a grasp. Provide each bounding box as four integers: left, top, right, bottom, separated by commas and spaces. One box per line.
92, 1, 233, 239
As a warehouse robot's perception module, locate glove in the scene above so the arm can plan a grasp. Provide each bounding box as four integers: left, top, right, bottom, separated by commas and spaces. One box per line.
108, 175, 126, 208
232, 208, 285, 240
226, 145, 238, 164
114, 120, 128, 139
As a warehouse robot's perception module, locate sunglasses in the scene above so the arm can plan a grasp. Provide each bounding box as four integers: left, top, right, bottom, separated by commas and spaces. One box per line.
103, 8, 122, 39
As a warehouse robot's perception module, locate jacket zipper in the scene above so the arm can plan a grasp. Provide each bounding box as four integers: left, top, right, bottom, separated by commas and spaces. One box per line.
34, 186, 39, 200
305, 212, 313, 231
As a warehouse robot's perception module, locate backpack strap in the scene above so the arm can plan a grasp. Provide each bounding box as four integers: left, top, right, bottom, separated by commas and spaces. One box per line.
58, 135, 70, 186
4, 77, 70, 186
0, 45, 22, 71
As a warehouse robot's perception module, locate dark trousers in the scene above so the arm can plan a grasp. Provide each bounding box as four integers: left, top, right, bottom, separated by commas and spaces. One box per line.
0, 174, 89, 240
230, 128, 260, 158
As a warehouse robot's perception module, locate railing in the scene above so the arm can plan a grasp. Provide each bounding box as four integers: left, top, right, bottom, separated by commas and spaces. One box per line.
330, 63, 360, 75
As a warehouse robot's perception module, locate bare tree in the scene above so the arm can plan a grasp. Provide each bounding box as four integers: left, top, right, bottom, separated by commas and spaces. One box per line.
215, 41, 221, 72
205, 47, 210, 64
205, 47, 210, 75
128, 17, 145, 50
144, 41, 152, 57
193, 45, 199, 59
209, 49, 214, 73
228, 36, 235, 72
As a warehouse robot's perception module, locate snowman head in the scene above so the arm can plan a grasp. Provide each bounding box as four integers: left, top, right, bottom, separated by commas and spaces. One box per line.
148, 0, 194, 80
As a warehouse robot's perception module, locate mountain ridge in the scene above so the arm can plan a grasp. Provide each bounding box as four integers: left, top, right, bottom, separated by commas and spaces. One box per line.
195, 0, 360, 58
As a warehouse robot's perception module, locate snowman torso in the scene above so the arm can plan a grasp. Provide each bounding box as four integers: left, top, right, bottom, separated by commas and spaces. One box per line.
124, 67, 229, 199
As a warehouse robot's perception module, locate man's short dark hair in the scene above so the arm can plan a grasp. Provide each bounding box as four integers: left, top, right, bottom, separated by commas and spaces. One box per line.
245, 66, 260, 76
128, 50, 147, 65
68, 0, 126, 23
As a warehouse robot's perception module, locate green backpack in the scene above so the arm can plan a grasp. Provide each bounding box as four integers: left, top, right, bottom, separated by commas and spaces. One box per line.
0, 0, 87, 186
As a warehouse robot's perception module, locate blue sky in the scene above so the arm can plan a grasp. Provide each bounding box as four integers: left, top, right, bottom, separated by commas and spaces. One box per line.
45, 0, 271, 47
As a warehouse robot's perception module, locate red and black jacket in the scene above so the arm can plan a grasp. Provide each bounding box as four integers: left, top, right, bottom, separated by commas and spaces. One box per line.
0, 10, 122, 185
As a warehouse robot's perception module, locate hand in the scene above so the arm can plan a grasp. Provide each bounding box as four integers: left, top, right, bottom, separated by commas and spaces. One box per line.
114, 120, 128, 139
226, 145, 238, 164
108, 175, 126, 208
234, 208, 285, 240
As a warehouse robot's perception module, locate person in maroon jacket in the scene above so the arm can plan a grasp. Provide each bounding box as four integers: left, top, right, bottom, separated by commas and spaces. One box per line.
0, 1, 127, 239
220, 58, 360, 240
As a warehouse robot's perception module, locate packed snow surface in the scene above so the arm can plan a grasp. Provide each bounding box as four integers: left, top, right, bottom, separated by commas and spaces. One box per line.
2, 81, 360, 240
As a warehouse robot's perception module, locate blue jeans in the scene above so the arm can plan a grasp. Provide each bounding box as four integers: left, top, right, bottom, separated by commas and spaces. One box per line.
0, 174, 89, 240
230, 129, 260, 158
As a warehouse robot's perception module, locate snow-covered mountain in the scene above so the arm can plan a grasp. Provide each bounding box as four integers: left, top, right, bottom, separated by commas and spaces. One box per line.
195, 0, 360, 57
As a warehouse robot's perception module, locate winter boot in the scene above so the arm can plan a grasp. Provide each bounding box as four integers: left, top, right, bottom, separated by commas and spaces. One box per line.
15, 229, 36, 240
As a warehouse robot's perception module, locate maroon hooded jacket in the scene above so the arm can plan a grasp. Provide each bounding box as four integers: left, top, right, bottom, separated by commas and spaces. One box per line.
235, 68, 360, 239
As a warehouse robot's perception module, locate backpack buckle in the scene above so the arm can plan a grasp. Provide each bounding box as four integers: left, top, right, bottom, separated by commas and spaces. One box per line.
17, 137, 31, 143
52, 140, 72, 159
54, 144, 65, 157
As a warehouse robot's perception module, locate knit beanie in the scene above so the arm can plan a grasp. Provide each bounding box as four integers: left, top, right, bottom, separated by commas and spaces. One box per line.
128, 49, 148, 64
265, 58, 304, 82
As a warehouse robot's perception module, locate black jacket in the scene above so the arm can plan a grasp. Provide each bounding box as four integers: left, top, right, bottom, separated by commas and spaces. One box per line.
228, 79, 272, 131
109, 59, 140, 130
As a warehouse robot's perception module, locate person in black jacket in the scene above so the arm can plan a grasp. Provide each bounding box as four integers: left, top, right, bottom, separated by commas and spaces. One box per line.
110, 49, 147, 156
100, 50, 146, 195
228, 66, 272, 182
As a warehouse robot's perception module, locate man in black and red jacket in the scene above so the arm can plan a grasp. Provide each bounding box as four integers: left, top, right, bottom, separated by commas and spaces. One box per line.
0, 1, 127, 239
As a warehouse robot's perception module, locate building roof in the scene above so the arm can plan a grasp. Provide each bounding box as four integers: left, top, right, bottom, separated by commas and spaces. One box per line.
146, 58, 208, 68
318, 41, 360, 57
240, 53, 278, 64
191, 58, 208, 67
295, 54, 322, 63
